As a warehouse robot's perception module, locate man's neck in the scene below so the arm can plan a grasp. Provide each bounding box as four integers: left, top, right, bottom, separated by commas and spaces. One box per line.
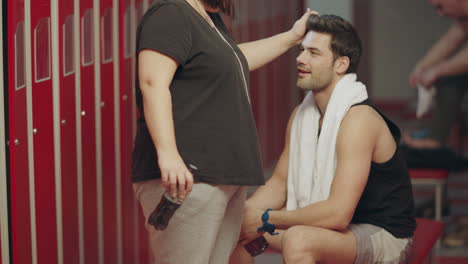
313, 75, 343, 117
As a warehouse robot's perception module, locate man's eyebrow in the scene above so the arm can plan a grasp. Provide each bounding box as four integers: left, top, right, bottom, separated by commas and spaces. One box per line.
303, 46, 322, 53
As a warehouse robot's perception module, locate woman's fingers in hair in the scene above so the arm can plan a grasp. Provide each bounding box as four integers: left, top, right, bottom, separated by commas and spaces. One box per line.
307, 8, 320, 16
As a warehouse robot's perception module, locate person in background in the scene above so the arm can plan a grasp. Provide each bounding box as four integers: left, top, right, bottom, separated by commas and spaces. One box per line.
131, 0, 315, 263
230, 14, 416, 264
404, 0, 468, 149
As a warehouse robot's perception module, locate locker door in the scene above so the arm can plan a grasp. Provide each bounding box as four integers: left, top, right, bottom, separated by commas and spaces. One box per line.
0, 1, 10, 263
8, 1, 33, 264
59, 0, 79, 263
119, 0, 139, 263
30, 0, 58, 263
79, 0, 99, 263
99, 0, 118, 263
134, 3, 152, 263
270, 0, 283, 164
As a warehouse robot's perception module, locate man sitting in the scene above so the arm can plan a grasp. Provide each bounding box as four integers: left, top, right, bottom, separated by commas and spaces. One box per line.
230, 14, 416, 264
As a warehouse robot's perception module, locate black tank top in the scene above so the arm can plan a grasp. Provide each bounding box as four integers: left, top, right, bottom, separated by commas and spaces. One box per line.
350, 100, 416, 238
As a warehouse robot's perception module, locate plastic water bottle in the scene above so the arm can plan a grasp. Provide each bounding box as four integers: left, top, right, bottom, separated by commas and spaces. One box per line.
148, 192, 183, 230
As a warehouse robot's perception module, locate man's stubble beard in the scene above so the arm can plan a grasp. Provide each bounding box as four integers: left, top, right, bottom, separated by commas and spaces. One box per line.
297, 73, 333, 92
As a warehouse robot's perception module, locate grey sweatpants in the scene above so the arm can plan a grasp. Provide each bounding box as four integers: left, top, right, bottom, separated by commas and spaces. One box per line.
133, 179, 247, 264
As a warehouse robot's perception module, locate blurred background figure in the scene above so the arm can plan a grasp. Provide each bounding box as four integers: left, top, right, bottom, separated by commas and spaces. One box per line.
404, 0, 468, 150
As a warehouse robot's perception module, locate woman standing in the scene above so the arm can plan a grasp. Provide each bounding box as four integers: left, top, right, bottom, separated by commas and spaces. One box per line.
132, 0, 313, 263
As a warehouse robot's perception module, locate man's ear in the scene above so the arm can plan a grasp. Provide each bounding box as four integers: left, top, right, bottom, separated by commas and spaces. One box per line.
334, 56, 350, 75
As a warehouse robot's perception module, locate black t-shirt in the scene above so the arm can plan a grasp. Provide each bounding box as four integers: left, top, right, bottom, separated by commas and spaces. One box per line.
132, 0, 265, 186
351, 100, 416, 238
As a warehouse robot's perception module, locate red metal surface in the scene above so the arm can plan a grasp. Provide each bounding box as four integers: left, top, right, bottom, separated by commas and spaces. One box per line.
138, 210, 150, 264
99, 1, 118, 263
119, 0, 140, 263
410, 218, 445, 264
8, 0, 33, 263
59, 0, 79, 263
409, 169, 450, 180
30, 0, 58, 263
79, 0, 98, 263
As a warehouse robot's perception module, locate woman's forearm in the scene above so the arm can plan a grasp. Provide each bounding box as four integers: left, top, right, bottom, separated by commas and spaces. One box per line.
141, 84, 179, 157
239, 31, 298, 71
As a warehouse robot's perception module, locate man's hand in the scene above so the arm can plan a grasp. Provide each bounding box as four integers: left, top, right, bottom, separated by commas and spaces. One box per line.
239, 205, 264, 246
289, 8, 319, 45
409, 67, 424, 88
420, 67, 440, 88
158, 152, 193, 201
409, 66, 440, 89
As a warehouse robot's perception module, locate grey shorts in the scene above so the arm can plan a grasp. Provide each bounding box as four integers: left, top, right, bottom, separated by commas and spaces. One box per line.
349, 224, 413, 264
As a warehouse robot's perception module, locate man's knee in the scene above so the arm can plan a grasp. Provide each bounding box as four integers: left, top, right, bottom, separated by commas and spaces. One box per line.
281, 226, 319, 263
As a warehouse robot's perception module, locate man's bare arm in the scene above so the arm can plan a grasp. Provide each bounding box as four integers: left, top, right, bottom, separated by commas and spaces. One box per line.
268, 106, 380, 230
415, 23, 465, 70
410, 23, 466, 87
246, 107, 299, 211
421, 41, 468, 87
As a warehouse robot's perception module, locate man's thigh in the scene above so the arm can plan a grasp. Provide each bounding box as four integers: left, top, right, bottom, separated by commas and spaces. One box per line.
349, 224, 412, 264
270, 225, 356, 264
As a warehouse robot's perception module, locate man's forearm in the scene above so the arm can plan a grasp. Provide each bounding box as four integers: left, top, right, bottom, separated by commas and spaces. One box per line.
433, 46, 468, 79
415, 23, 465, 70
268, 199, 350, 231
247, 176, 287, 211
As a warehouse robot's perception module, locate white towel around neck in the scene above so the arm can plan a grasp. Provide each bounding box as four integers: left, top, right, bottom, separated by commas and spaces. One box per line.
286, 73, 368, 210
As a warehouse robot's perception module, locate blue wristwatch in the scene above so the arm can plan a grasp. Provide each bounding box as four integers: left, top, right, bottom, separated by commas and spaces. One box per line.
257, 209, 279, 235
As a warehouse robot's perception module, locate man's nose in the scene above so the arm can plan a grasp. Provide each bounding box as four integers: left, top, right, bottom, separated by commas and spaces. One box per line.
296, 51, 307, 64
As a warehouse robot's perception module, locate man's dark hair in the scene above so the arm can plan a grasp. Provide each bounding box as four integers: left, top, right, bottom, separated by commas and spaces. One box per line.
307, 14, 362, 73
203, 0, 234, 16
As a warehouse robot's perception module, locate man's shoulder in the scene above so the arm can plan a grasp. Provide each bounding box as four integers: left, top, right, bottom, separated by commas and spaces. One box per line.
345, 104, 384, 125
338, 105, 385, 142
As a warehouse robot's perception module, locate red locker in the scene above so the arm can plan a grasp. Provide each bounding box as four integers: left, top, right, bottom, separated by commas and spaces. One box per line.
8, 0, 33, 263
30, 0, 58, 263
270, 0, 284, 165
79, 0, 99, 263
99, 0, 118, 263
139, 209, 150, 264
119, 0, 138, 263
134, 3, 152, 263
59, 0, 79, 263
